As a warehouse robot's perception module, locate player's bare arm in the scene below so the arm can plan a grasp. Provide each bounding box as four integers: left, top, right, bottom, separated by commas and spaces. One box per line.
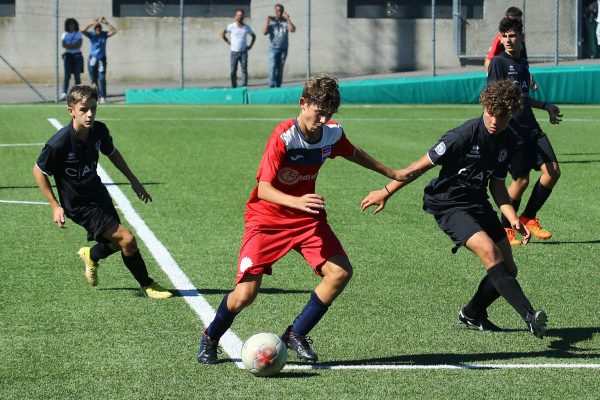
489, 178, 530, 244
530, 99, 562, 125
33, 164, 66, 228
360, 154, 434, 214
257, 180, 324, 215
107, 149, 152, 203
346, 147, 396, 179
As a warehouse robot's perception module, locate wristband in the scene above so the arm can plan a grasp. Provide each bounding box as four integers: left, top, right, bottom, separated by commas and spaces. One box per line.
384, 185, 391, 195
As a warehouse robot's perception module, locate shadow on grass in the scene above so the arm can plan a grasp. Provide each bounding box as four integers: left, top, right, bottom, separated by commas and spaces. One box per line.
172, 287, 311, 297
318, 327, 600, 367
529, 240, 600, 245
0, 182, 162, 190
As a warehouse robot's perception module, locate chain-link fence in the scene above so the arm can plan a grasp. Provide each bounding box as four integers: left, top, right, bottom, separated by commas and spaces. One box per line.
0, 0, 587, 103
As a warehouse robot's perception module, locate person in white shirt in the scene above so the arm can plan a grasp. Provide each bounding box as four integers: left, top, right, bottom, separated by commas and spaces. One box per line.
220, 9, 256, 88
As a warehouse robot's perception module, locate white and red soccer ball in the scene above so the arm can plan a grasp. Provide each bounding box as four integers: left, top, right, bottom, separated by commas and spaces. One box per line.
241, 332, 288, 377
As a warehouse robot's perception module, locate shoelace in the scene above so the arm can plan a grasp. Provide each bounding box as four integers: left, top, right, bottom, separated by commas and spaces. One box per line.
291, 332, 313, 348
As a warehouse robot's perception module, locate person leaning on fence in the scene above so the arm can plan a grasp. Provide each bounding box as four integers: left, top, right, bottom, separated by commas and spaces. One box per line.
59, 18, 84, 101
82, 17, 117, 104
263, 3, 296, 88
220, 9, 256, 88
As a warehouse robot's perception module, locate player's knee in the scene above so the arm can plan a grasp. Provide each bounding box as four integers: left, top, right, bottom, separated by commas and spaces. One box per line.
515, 177, 529, 191
331, 263, 353, 285
481, 245, 502, 266
229, 290, 258, 312
119, 230, 138, 253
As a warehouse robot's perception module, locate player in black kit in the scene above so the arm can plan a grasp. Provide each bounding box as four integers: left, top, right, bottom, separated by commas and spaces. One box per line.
488, 17, 562, 245
33, 84, 172, 299
361, 80, 547, 338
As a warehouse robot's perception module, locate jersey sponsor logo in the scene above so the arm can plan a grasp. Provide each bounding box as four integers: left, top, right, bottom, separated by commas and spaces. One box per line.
321, 145, 332, 161
278, 167, 318, 185
434, 142, 446, 156
498, 148, 508, 163
65, 163, 95, 180
466, 144, 481, 158
67, 152, 77, 161
290, 155, 304, 161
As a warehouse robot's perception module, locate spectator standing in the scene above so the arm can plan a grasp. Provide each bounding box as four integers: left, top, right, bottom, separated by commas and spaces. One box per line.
82, 17, 118, 104
60, 18, 83, 101
263, 4, 296, 88
220, 9, 256, 88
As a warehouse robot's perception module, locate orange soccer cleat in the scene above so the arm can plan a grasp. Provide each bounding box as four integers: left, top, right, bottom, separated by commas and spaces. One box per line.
519, 215, 552, 239
504, 227, 522, 246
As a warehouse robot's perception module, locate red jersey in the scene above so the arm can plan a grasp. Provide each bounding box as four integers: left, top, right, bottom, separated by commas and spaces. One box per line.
486, 33, 503, 60
245, 118, 356, 227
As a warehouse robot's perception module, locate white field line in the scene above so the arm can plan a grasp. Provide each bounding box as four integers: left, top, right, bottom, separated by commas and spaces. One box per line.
45, 118, 600, 372
0, 200, 48, 205
46, 118, 245, 366
284, 363, 600, 371
0, 142, 45, 147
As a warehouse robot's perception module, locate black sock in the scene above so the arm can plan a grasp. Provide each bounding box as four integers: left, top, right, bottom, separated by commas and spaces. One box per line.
121, 251, 153, 287
291, 292, 330, 336
486, 263, 534, 320
464, 274, 501, 317
522, 180, 553, 218
90, 242, 117, 262
206, 294, 239, 341
501, 197, 521, 228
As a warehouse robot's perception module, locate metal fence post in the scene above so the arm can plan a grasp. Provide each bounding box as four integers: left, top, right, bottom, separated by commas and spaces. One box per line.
307, 0, 311, 79
180, 0, 185, 88
55, 0, 59, 101
555, 0, 560, 65
432, 0, 436, 76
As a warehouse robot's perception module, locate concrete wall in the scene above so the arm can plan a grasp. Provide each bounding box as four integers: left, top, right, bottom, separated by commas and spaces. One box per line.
0, 0, 579, 84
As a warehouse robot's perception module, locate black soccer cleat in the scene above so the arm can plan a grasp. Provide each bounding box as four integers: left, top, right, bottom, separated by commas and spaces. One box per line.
281, 325, 319, 362
458, 308, 503, 332
526, 310, 548, 339
197, 331, 220, 364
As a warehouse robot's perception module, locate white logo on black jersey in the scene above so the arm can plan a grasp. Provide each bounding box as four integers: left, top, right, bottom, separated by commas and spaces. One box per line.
498, 148, 508, 163
466, 145, 481, 159
434, 142, 446, 155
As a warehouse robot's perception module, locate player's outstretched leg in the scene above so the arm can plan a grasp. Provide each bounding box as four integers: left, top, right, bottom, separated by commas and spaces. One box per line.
197, 276, 260, 364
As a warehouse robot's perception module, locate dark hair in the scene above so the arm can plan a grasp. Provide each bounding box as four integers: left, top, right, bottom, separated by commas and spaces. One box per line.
64, 18, 79, 32
505, 7, 523, 18
301, 76, 341, 115
67, 84, 98, 107
94, 23, 102, 31
480, 80, 523, 117
235, 8, 245, 15
275, 4, 284, 11
499, 17, 523, 34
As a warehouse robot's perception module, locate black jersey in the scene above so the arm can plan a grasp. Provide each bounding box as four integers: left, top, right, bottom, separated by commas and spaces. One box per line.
487, 52, 541, 137
36, 121, 115, 215
423, 117, 519, 213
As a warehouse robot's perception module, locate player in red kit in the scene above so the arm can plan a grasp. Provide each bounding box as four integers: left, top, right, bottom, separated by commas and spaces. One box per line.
197, 76, 397, 364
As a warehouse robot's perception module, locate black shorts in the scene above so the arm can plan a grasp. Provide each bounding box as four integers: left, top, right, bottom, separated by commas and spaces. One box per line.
433, 204, 505, 253
509, 132, 558, 179
69, 202, 121, 242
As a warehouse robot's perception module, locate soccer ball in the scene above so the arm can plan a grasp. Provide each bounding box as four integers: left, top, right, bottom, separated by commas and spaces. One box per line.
241, 332, 288, 377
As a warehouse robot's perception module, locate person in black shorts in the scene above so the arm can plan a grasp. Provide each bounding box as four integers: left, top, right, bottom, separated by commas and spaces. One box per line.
488, 17, 563, 245
33, 84, 172, 299
361, 80, 548, 338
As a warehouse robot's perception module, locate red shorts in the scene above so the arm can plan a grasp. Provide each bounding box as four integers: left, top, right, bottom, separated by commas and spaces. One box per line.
235, 220, 346, 284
